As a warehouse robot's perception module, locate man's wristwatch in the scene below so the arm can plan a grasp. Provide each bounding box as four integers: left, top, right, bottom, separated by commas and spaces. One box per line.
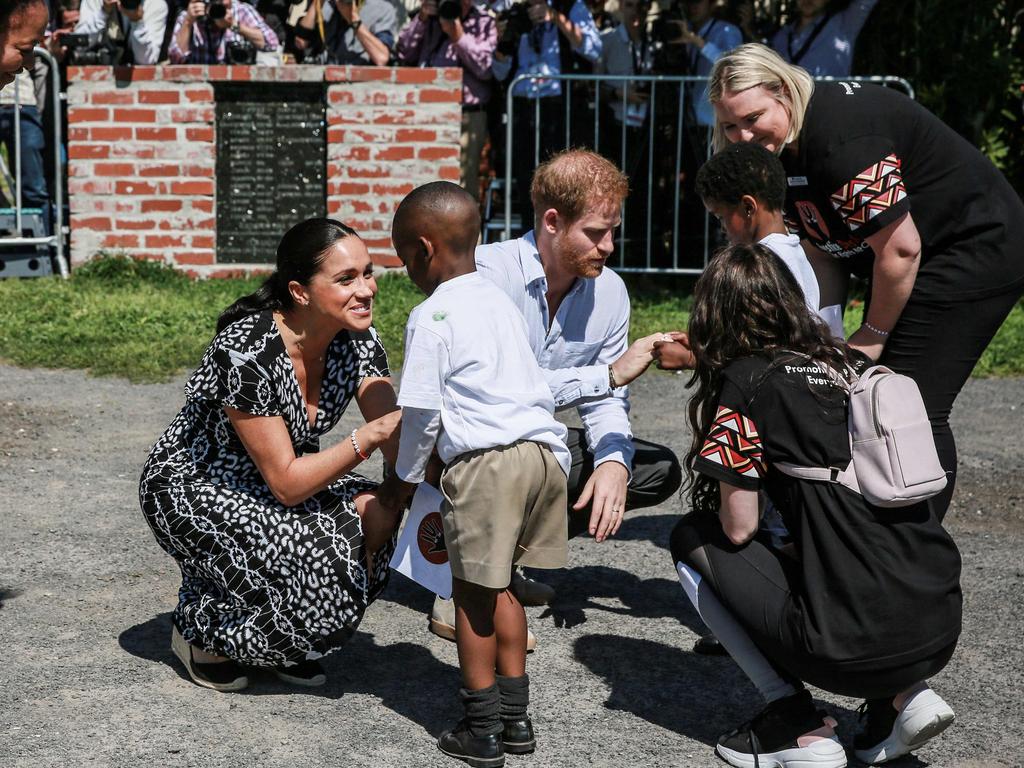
350, 19, 363, 31
608, 364, 618, 390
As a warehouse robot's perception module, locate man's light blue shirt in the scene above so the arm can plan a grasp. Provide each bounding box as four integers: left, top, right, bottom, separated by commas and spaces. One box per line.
475, 232, 635, 472
492, 0, 602, 98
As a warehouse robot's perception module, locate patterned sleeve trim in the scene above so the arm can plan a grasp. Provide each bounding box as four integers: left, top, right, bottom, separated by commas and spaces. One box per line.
220, 350, 280, 416
698, 405, 765, 480
829, 153, 908, 232
352, 326, 390, 380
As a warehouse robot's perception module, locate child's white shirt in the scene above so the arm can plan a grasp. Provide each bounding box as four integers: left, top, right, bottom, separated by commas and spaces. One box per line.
759, 232, 845, 340
395, 272, 570, 483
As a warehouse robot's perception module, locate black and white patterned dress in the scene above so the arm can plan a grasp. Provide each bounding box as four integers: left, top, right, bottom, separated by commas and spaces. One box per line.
138, 310, 395, 667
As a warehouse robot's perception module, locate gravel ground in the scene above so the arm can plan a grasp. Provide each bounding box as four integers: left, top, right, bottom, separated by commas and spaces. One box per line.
1, 363, 1021, 768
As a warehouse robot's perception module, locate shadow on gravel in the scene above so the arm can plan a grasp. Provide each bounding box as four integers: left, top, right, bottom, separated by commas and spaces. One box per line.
533, 565, 706, 633
118, 613, 460, 738
119, 611, 175, 665
0, 586, 24, 609
574, 633, 746, 745
611, 511, 680, 546
574, 634, 866, 753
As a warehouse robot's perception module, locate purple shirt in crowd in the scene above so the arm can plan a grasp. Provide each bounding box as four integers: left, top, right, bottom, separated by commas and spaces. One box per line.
169, 2, 279, 64
396, 7, 497, 107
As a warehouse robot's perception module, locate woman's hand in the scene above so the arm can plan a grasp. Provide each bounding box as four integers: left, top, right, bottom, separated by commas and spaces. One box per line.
357, 408, 402, 455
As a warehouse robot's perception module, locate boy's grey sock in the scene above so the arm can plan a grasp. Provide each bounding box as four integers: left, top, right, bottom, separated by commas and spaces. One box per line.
496, 673, 530, 721
460, 683, 503, 737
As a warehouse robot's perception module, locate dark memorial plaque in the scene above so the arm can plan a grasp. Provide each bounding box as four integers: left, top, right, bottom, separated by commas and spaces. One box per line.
215, 83, 326, 264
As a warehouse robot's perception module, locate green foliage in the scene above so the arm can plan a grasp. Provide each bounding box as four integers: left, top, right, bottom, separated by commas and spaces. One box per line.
0, 258, 261, 382
851, 0, 1024, 188
0, 256, 1020, 381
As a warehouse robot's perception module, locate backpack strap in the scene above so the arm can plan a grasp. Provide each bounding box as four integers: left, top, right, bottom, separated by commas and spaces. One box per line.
774, 461, 862, 494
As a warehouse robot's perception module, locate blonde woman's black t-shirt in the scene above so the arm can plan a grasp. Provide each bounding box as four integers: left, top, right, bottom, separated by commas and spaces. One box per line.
781, 82, 1024, 301
693, 352, 962, 670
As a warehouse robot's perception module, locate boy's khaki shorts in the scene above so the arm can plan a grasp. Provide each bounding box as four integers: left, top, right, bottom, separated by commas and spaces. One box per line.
439, 440, 568, 590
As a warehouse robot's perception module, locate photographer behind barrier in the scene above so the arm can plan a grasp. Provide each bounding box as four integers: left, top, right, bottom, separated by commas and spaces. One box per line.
169, 0, 279, 64
73, 0, 167, 64
490, 0, 601, 232
294, 0, 396, 66
396, 0, 496, 198
0, 0, 48, 91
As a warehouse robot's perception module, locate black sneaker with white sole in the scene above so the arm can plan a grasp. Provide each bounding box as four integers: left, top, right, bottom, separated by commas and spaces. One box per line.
854, 686, 955, 764
274, 659, 327, 687
715, 690, 847, 768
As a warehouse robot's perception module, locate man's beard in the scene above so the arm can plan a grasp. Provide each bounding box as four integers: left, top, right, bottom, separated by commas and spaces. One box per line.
555, 231, 605, 279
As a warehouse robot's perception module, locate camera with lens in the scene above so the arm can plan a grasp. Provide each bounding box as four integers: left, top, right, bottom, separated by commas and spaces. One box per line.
63, 32, 122, 65
496, 0, 576, 56
496, 3, 530, 56
437, 0, 460, 20
205, 0, 229, 22
226, 38, 257, 63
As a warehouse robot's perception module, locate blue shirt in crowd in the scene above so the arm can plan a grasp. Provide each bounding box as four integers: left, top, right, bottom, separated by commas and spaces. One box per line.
771, 0, 879, 77
492, 0, 602, 98
686, 16, 742, 126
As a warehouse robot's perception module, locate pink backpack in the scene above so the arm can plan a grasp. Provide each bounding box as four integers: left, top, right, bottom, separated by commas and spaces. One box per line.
775, 363, 948, 508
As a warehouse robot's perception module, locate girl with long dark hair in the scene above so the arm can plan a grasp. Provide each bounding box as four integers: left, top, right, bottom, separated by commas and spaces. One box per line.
139, 218, 406, 692
670, 244, 962, 767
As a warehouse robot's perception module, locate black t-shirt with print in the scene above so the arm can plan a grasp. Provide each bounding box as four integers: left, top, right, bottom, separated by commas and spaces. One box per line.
693, 352, 962, 670
781, 82, 1024, 300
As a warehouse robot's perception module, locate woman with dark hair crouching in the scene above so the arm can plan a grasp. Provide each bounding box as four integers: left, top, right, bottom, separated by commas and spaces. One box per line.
139, 218, 407, 692
671, 244, 962, 768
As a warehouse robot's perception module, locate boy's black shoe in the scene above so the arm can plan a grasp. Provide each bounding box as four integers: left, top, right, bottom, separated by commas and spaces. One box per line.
715, 690, 846, 768
501, 717, 536, 754
438, 719, 505, 768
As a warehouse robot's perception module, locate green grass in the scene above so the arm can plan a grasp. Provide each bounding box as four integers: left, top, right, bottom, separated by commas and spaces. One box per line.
0, 256, 1021, 382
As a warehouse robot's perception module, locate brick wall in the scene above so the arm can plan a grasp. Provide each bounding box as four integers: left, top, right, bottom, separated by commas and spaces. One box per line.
66, 65, 463, 275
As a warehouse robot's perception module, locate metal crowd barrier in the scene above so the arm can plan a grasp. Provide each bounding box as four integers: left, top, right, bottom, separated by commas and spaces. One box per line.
502, 73, 914, 274
0, 46, 67, 279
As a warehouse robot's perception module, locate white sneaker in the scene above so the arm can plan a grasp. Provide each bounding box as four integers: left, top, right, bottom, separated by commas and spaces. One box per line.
854, 685, 955, 764
429, 595, 537, 652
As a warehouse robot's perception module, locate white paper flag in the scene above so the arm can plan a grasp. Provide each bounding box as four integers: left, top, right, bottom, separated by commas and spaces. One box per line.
389, 483, 452, 599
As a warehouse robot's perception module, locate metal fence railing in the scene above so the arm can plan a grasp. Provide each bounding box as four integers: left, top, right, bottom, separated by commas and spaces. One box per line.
0, 46, 67, 279
502, 74, 914, 275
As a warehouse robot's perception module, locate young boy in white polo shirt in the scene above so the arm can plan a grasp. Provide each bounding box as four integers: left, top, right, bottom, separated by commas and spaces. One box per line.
393, 181, 571, 768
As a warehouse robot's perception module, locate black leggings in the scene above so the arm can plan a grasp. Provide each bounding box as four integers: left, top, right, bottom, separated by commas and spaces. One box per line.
876, 283, 1023, 522
670, 512, 956, 700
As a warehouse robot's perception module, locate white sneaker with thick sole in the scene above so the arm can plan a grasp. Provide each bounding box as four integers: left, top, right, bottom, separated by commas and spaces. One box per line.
430, 595, 537, 652
854, 687, 955, 764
